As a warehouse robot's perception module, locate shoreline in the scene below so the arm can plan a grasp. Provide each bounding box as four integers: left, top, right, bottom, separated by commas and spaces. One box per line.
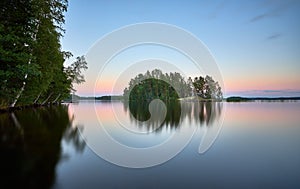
0, 103, 63, 114
1, 96, 300, 113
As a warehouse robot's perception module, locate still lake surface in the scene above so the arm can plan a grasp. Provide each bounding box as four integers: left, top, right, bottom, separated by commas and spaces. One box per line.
1, 101, 300, 188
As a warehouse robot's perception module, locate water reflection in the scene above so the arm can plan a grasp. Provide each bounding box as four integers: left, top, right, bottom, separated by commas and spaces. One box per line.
55, 101, 300, 188
125, 100, 223, 131
0, 105, 84, 189
192, 101, 223, 126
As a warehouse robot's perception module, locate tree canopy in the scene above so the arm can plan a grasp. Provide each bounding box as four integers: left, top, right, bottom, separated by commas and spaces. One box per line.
123, 69, 223, 101
193, 75, 223, 99
0, 0, 87, 109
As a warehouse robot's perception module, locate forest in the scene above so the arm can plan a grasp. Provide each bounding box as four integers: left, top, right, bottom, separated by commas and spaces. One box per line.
0, 0, 87, 109
123, 69, 223, 101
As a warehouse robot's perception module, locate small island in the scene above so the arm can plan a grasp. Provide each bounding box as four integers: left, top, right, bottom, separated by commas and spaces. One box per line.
123, 69, 223, 102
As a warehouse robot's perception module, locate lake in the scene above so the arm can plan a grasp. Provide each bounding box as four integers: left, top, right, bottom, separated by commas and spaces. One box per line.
1, 101, 300, 188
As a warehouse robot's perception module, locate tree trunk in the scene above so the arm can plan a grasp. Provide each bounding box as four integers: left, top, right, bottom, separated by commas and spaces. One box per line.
42, 92, 53, 105
10, 23, 40, 108
52, 93, 61, 103
10, 81, 26, 107
33, 91, 42, 104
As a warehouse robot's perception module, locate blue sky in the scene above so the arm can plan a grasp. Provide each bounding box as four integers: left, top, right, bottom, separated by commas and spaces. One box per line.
61, 0, 300, 97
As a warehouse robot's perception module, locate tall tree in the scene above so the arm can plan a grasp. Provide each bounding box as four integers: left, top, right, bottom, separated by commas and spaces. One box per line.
0, 0, 76, 108
22, 0, 68, 105
193, 76, 205, 98
65, 56, 88, 90
193, 75, 222, 100
0, 0, 38, 108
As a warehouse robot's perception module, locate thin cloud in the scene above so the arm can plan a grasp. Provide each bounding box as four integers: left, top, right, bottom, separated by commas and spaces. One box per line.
249, 0, 296, 23
262, 90, 285, 93
207, 0, 227, 20
249, 13, 269, 23
266, 33, 282, 40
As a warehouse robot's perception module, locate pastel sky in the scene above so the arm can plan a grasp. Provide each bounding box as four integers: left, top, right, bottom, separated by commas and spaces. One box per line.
61, 0, 300, 97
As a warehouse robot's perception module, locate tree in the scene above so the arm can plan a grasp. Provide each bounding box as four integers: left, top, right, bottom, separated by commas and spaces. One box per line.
0, 0, 38, 107
0, 0, 87, 108
124, 69, 192, 100
193, 76, 205, 98
193, 75, 222, 100
186, 77, 194, 96
22, 0, 69, 105
123, 70, 223, 102
65, 56, 88, 91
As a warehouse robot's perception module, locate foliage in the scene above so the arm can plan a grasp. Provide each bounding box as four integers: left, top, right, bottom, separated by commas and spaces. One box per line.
123, 69, 223, 101
193, 75, 223, 99
129, 78, 179, 101
0, 0, 88, 109
0, 0, 37, 107
123, 69, 192, 100
65, 56, 88, 89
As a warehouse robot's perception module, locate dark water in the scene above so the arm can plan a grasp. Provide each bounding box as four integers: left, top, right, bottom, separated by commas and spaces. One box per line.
1, 101, 300, 188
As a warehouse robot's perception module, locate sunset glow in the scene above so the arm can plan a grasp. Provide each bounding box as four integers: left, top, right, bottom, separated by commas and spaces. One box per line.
62, 1, 300, 97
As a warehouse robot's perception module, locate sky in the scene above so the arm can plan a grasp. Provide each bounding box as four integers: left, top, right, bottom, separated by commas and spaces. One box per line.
61, 0, 300, 97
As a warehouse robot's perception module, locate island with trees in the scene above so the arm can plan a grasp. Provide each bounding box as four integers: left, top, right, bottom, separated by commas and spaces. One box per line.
122, 69, 223, 127
123, 69, 223, 101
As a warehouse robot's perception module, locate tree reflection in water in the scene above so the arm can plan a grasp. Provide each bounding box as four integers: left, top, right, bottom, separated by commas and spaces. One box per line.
125, 100, 223, 131
0, 105, 85, 189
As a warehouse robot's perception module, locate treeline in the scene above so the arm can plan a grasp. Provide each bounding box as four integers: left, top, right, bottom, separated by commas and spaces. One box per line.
128, 78, 180, 101
0, 0, 87, 109
123, 69, 223, 101
95, 96, 123, 101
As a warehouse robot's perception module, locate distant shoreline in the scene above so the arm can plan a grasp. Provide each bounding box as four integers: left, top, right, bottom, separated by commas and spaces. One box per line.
226, 96, 300, 102
1, 95, 299, 113
74, 95, 300, 102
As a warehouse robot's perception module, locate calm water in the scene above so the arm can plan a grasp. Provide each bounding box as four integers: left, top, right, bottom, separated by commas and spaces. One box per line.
1, 101, 300, 188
